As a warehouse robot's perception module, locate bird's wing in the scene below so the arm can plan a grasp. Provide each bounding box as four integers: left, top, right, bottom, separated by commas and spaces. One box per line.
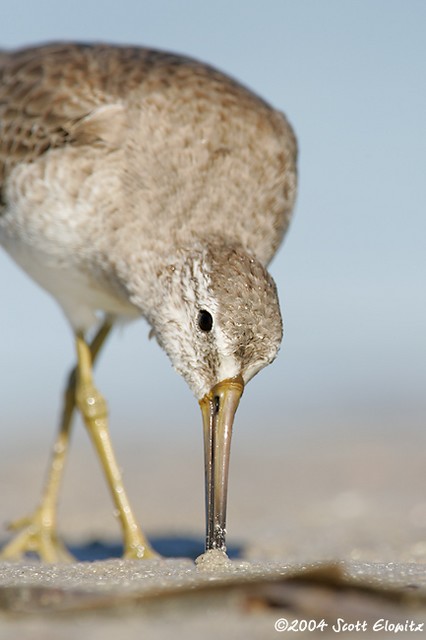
0, 42, 179, 203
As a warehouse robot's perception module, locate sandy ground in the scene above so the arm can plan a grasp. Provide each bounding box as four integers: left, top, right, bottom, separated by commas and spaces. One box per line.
1, 424, 426, 639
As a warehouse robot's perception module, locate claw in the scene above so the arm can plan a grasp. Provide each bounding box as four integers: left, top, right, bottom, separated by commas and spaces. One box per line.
1, 509, 74, 563
6, 515, 33, 531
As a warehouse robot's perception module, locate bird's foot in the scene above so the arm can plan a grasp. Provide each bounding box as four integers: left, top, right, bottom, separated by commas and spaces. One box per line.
0, 509, 73, 563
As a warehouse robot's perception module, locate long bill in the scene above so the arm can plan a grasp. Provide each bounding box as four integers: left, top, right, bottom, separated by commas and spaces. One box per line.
199, 375, 244, 552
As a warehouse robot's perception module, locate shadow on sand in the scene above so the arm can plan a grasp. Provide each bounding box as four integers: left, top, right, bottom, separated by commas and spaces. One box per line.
68, 535, 243, 562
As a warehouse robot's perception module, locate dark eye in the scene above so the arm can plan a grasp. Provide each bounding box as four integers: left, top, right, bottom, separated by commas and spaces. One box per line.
198, 309, 213, 332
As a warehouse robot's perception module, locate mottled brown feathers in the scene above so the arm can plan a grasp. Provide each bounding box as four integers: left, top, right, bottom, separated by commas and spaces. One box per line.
0, 43, 157, 200
0, 42, 296, 210
0, 41, 297, 274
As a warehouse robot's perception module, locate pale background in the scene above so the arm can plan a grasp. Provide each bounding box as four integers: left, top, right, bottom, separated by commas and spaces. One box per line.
0, 0, 425, 458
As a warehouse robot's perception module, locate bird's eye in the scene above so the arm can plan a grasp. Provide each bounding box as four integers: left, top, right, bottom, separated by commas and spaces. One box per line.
198, 309, 213, 332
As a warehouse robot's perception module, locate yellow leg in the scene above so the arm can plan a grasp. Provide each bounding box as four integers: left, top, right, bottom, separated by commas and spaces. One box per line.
74, 332, 156, 559
1, 320, 113, 562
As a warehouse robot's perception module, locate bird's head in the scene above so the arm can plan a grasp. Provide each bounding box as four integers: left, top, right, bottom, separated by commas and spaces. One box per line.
147, 242, 283, 552
150, 243, 283, 397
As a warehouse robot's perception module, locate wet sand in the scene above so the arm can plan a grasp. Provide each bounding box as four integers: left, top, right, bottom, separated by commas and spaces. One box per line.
1, 426, 426, 638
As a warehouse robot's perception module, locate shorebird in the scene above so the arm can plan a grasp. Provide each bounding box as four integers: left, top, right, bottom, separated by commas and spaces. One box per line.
0, 43, 297, 562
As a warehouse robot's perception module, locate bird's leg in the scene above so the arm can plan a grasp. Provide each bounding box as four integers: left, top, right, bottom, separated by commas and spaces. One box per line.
74, 332, 156, 559
1, 320, 113, 563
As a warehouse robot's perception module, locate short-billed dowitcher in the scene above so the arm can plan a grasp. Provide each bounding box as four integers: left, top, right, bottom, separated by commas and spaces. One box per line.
0, 43, 297, 561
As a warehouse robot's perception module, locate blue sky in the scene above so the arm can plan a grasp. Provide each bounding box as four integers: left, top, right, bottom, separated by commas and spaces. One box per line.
1, 1, 425, 447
